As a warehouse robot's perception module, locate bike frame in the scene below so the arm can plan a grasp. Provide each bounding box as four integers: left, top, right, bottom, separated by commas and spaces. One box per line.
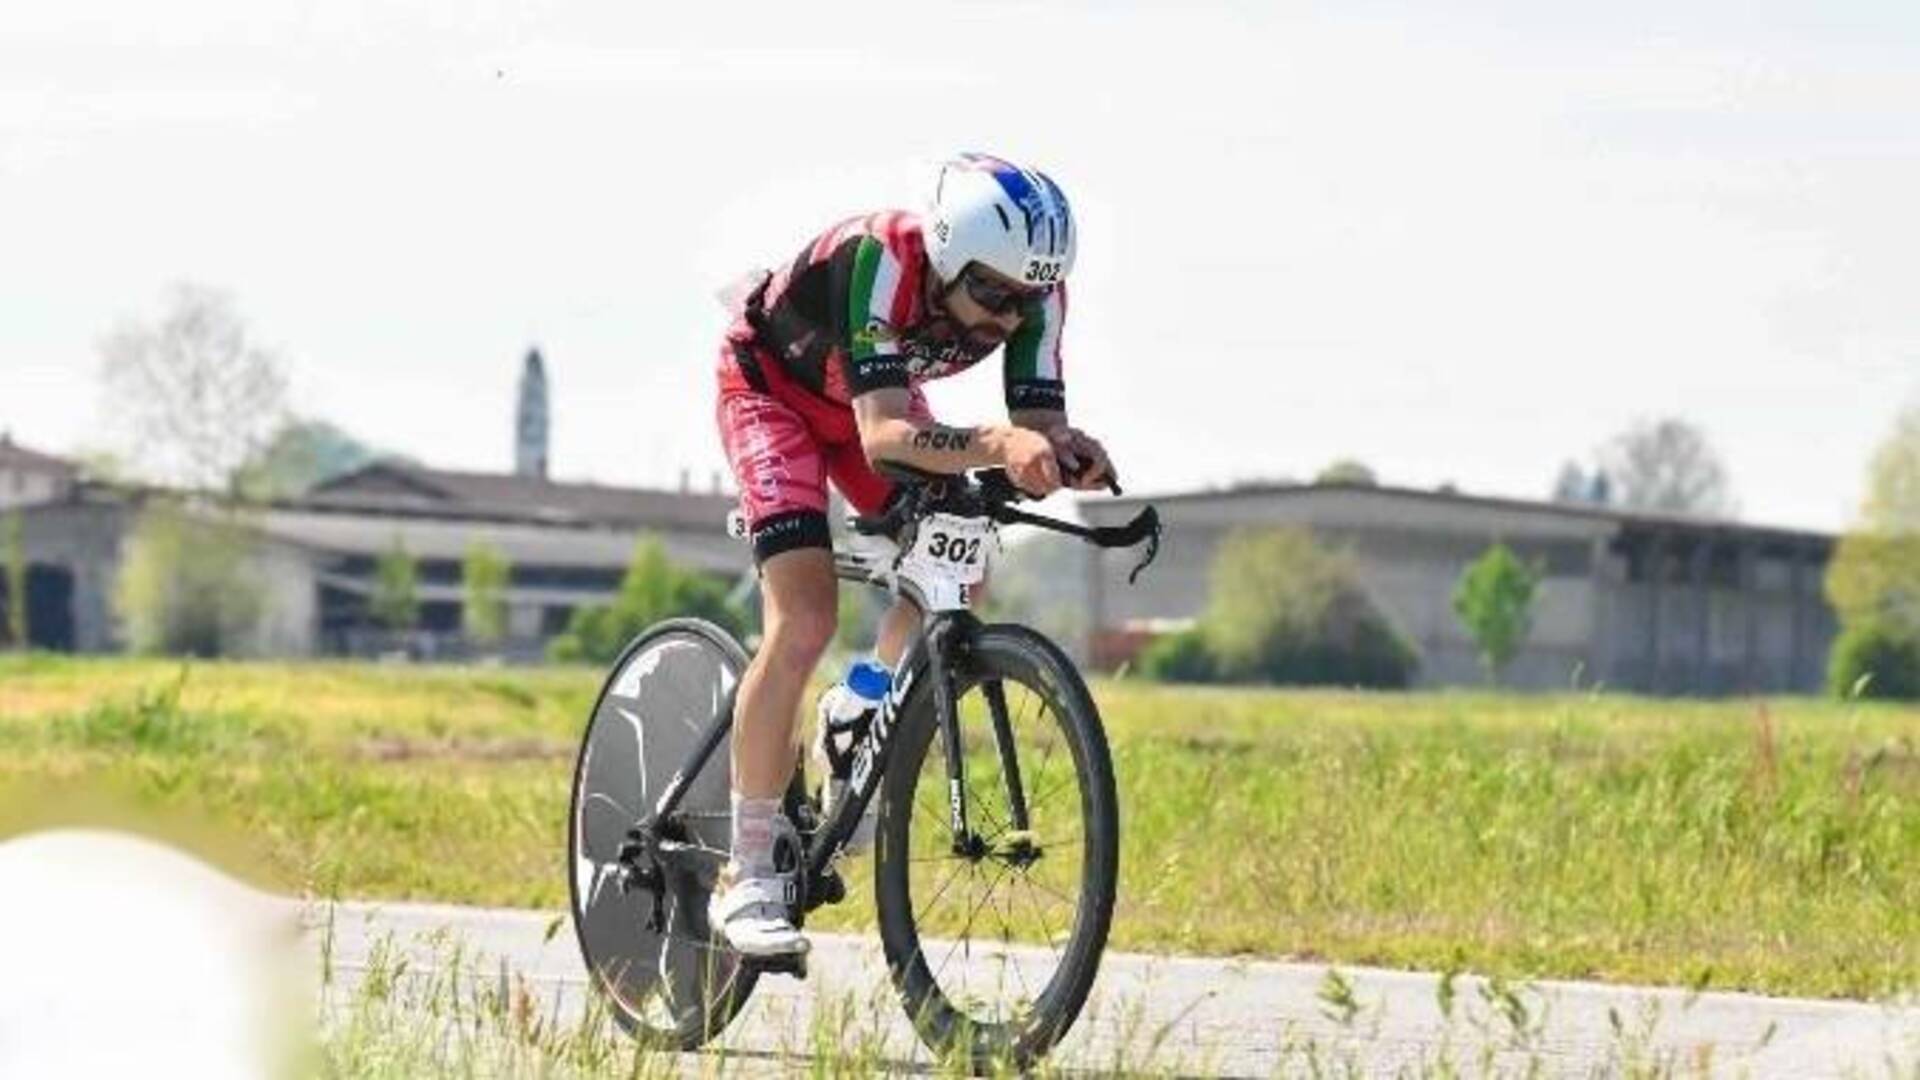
625, 549, 1027, 896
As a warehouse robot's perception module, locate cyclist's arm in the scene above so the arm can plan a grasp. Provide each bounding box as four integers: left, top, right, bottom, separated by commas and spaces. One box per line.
854, 389, 1060, 493
1004, 285, 1067, 416
1005, 287, 1112, 488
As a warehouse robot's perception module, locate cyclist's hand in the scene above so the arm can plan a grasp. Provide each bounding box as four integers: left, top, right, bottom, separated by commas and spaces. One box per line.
1000, 427, 1062, 496
1047, 426, 1115, 490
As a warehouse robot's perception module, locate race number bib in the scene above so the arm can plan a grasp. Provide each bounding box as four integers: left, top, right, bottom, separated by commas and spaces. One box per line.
900, 514, 994, 589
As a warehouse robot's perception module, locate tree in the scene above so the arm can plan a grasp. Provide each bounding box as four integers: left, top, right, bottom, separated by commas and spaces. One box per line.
1858, 403, 1920, 533
114, 503, 264, 656
1598, 418, 1734, 516
1315, 459, 1378, 486
1827, 404, 1920, 637
98, 283, 289, 493
1550, 461, 1588, 503
1199, 527, 1418, 688
371, 538, 420, 632
548, 537, 746, 664
1587, 469, 1613, 506
462, 542, 511, 649
232, 419, 384, 501
3, 510, 25, 649
1452, 543, 1541, 684
1824, 403, 1920, 699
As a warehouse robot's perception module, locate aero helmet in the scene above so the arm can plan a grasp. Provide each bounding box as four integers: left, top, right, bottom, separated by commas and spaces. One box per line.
925, 153, 1076, 288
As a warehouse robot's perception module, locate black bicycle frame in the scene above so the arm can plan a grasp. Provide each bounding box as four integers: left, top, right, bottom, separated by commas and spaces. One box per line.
629, 607, 1012, 884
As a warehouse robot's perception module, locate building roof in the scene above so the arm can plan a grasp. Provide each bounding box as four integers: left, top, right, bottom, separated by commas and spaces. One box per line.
0, 434, 77, 477
1080, 479, 1834, 548
251, 506, 749, 575
303, 461, 736, 531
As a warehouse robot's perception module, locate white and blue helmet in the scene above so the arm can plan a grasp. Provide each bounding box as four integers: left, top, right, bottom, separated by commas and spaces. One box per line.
925, 153, 1076, 288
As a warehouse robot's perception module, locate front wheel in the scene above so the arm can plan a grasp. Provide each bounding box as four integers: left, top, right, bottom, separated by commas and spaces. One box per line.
874, 624, 1120, 1072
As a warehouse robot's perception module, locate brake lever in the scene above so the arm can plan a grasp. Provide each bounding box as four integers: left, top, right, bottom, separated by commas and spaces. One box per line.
1088, 506, 1161, 584
1126, 508, 1161, 584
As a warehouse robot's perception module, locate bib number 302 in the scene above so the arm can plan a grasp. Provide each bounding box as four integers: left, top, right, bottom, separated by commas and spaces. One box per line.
902, 513, 993, 593
924, 531, 982, 565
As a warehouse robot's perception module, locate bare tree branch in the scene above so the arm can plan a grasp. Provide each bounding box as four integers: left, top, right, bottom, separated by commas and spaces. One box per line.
1598, 417, 1736, 517
98, 283, 289, 492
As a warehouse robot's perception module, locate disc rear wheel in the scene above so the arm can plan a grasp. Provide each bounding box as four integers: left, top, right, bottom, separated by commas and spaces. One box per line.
567, 618, 756, 1049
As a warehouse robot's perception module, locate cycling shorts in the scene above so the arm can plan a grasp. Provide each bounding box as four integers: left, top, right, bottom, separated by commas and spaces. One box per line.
715, 339, 933, 564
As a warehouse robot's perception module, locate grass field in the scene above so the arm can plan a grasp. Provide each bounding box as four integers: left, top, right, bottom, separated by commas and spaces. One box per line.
0, 653, 1914, 1001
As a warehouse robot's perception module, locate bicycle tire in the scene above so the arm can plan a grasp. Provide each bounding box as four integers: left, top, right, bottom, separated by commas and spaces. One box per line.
873, 623, 1119, 1072
567, 617, 758, 1050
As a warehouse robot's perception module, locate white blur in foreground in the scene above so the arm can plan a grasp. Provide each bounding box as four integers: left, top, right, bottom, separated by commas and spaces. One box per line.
0, 828, 306, 1079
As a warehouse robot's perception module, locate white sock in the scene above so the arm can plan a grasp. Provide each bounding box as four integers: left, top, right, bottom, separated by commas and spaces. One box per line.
729, 794, 782, 879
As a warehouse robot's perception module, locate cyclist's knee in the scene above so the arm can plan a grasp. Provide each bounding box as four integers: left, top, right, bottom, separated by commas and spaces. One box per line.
755, 545, 837, 673
761, 607, 835, 671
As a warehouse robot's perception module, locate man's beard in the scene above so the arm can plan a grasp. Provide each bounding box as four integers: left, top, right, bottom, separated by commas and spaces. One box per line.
960, 322, 1009, 351
919, 315, 1006, 355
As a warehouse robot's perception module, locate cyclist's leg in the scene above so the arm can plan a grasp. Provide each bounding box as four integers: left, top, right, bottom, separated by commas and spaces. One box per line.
713, 375, 838, 954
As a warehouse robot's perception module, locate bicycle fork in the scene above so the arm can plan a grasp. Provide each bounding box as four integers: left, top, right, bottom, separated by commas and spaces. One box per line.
930, 614, 1033, 862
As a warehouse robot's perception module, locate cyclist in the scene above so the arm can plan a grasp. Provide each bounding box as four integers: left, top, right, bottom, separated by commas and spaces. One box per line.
710, 153, 1116, 957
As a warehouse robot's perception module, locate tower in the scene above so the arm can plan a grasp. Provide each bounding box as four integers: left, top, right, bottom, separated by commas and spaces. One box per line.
515, 348, 549, 480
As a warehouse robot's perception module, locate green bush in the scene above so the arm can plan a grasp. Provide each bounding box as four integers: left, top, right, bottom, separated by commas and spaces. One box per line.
1138, 626, 1216, 683
1202, 527, 1419, 689
115, 504, 265, 657
548, 537, 746, 664
370, 538, 419, 632
1828, 620, 1920, 701
461, 542, 510, 648
3, 509, 25, 649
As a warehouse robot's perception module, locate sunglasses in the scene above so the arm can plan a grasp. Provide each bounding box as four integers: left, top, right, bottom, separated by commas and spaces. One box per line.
958, 267, 1052, 315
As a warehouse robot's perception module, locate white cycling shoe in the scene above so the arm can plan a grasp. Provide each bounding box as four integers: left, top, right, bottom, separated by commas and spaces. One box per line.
709, 820, 808, 957
708, 873, 808, 957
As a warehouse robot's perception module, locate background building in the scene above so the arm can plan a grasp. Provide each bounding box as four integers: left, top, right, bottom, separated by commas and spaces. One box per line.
1079, 482, 1837, 695
9, 461, 748, 658
0, 434, 78, 511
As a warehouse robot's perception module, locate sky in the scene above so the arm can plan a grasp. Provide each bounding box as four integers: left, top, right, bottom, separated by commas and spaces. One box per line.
4, 0, 1917, 532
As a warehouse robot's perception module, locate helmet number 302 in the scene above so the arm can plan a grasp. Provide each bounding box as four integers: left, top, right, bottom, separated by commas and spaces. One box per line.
1023, 258, 1063, 284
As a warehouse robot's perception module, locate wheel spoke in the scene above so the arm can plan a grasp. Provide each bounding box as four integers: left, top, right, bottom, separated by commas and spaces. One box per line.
913, 858, 972, 929
1025, 768, 1080, 819
1023, 873, 1080, 910
1021, 689, 1064, 812
933, 861, 1012, 988
965, 776, 1009, 839
913, 787, 949, 834
1018, 876, 1064, 963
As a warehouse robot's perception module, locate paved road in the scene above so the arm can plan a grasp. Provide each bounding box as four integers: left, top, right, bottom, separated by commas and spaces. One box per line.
307, 900, 1914, 1077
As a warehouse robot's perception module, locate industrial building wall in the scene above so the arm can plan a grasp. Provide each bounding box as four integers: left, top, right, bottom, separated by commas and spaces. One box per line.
1595, 552, 1835, 695
1082, 488, 1838, 695
13, 501, 131, 653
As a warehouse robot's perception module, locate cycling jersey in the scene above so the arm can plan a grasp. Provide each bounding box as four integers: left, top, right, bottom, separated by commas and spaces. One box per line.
729, 210, 1068, 412
716, 210, 1070, 562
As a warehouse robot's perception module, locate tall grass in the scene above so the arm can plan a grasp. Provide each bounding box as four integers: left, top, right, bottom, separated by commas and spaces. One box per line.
309, 916, 1880, 1079
1, 657, 1914, 999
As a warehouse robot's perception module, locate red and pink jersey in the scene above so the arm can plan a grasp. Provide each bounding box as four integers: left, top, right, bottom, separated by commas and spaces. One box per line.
729, 211, 1069, 414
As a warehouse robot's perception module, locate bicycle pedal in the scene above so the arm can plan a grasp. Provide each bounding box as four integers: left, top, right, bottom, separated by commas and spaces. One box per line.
743, 952, 808, 979
809, 868, 847, 908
